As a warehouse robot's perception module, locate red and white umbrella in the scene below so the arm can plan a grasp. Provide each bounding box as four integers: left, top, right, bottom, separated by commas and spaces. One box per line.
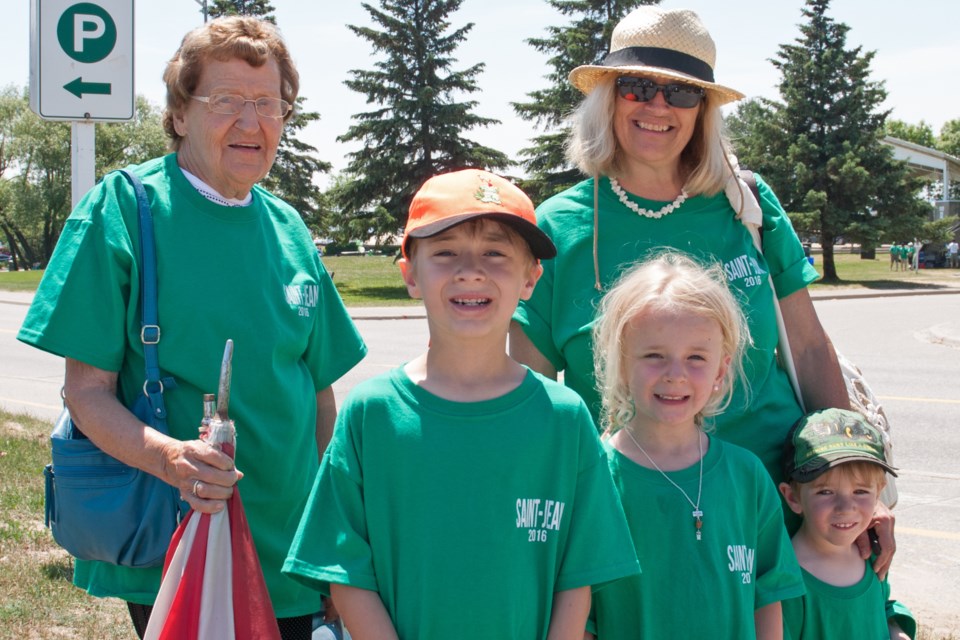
145, 341, 281, 640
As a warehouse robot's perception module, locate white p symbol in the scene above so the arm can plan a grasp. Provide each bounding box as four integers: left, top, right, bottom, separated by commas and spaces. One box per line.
73, 14, 105, 52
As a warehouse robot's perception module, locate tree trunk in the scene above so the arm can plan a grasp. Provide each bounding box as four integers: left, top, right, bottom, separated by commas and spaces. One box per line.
820, 233, 839, 282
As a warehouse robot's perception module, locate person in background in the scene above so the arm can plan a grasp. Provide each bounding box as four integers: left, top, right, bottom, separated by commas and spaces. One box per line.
779, 409, 915, 640
18, 16, 366, 639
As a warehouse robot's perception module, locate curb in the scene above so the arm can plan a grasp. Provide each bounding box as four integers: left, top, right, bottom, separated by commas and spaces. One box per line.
808, 288, 960, 301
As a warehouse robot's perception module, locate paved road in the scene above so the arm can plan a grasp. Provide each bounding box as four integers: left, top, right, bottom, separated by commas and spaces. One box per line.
2, 289, 959, 635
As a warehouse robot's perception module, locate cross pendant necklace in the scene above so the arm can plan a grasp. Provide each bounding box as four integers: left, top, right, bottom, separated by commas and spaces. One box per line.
624, 428, 705, 541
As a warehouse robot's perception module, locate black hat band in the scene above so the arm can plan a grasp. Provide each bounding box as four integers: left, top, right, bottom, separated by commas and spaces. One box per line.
602, 46, 715, 83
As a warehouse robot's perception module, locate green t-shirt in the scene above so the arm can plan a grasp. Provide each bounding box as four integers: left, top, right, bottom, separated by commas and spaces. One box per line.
588, 437, 805, 639
513, 175, 818, 484
283, 367, 640, 640
782, 561, 916, 640
18, 154, 367, 616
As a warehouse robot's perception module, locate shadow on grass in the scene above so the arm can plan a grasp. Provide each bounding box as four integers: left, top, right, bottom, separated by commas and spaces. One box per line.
42, 558, 73, 582
816, 279, 959, 290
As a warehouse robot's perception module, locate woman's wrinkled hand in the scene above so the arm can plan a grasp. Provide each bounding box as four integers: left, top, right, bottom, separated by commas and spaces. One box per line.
160, 438, 243, 514
856, 501, 895, 579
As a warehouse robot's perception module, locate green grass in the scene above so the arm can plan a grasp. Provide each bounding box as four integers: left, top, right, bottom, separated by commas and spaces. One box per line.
0, 269, 43, 291
2, 250, 958, 304
808, 250, 960, 291
1, 405, 958, 638
320, 255, 416, 306
0, 409, 130, 639
0, 256, 417, 306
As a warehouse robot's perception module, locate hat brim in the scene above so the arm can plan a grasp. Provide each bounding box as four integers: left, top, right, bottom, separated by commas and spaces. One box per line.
569, 64, 744, 106
404, 212, 557, 260
791, 454, 899, 483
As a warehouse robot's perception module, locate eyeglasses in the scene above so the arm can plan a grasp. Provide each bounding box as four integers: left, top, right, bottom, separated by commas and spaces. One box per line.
191, 94, 292, 118
615, 77, 705, 109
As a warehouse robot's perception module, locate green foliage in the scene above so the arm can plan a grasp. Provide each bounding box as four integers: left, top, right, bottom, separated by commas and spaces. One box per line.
922, 215, 959, 244
207, 1, 330, 226
0, 87, 167, 268
335, 0, 510, 236
261, 97, 331, 230
936, 118, 960, 158
884, 119, 936, 148
96, 96, 169, 175
206, 0, 276, 21
512, 0, 658, 204
727, 0, 928, 282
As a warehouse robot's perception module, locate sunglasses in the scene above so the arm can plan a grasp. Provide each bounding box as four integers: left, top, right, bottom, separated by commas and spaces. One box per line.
615, 77, 705, 109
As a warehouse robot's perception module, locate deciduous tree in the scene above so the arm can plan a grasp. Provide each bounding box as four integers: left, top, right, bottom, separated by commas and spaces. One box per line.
884, 119, 936, 148
0, 88, 166, 267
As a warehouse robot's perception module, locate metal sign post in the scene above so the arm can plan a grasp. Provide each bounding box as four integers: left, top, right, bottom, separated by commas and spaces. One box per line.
30, 0, 135, 206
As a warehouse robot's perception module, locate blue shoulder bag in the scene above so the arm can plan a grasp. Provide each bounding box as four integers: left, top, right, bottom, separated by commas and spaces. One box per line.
43, 169, 186, 568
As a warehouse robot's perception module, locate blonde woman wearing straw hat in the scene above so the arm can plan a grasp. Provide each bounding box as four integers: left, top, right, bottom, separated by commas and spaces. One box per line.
510, 5, 896, 573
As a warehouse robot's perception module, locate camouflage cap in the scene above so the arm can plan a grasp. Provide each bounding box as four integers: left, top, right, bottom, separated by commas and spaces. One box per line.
783, 408, 897, 482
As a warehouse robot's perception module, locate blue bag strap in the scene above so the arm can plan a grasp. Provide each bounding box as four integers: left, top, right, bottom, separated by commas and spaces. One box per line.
117, 169, 169, 432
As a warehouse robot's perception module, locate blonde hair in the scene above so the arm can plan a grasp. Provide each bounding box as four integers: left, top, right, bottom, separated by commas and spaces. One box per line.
797, 461, 888, 491
565, 75, 733, 196
593, 252, 749, 434
162, 16, 299, 150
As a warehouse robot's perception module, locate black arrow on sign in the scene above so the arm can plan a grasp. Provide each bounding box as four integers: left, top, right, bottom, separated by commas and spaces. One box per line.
63, 78, 112, 98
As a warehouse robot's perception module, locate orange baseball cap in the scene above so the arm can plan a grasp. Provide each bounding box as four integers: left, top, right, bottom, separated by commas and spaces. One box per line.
402, 169, 557, 260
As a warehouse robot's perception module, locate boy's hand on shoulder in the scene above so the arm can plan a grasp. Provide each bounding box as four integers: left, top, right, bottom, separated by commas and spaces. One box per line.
857, 502, 895, 580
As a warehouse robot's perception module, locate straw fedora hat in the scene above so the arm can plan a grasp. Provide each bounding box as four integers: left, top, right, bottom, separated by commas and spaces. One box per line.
569, 6, 744, 105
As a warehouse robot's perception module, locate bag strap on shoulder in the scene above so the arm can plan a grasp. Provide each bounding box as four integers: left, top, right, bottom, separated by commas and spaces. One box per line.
117, 169, 169, 431
738, 169, 763, 247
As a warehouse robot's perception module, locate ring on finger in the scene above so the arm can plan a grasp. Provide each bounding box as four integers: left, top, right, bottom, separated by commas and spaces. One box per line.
192, 479, 201, 497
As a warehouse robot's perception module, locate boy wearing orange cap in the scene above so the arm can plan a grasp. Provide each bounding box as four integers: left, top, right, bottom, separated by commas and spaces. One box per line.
284, 169, 639, 639
778, 409, 915, 640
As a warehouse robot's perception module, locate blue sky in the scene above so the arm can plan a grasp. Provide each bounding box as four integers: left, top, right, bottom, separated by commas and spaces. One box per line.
5, 0, 958, 181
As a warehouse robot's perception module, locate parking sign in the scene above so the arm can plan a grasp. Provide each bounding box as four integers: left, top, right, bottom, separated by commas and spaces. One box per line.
30, 0, 134, 121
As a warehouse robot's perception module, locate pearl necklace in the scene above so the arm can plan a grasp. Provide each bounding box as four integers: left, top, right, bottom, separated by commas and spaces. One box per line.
610, 178, 688, 219
623, 428, 705, 541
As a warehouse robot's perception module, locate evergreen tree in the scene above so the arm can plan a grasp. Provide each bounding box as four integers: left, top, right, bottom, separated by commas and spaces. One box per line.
728, 0, 927, 281
261, 98, 332, 230
337, 0, 510, 239
206, 0, 276, 22
512, 0, 658, 204
207, 1, 329, 228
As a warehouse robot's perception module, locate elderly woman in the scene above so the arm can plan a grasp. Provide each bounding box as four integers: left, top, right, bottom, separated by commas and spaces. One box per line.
510, 6, 895, 573
18, 17, 366, 639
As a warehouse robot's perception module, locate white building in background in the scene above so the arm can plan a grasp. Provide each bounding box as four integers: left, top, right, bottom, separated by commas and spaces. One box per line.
884, 136, 960, 219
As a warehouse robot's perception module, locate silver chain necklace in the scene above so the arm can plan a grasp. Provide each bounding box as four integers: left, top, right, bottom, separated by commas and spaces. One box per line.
623, 428, 705, 540
610, 177, 688, 219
